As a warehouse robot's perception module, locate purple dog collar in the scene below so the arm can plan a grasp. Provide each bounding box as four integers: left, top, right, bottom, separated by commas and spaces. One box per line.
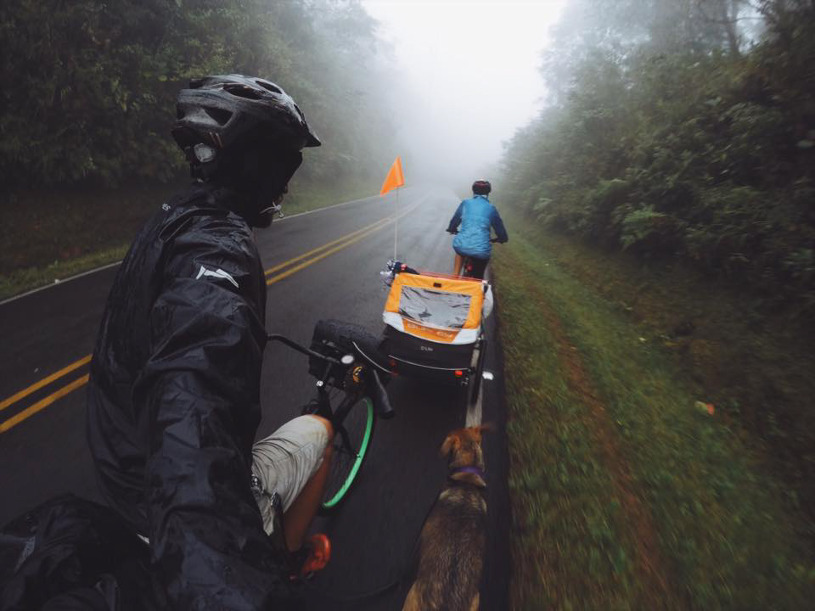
451, 466, 485, 479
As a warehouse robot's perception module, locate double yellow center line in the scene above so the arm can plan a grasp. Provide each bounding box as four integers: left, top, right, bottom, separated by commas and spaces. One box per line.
0, 356, 92, 433
266, 216, 391, 285
0, 204, 417, 434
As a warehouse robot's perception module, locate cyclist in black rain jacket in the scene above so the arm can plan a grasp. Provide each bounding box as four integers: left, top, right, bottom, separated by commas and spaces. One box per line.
86, 75, 323, 609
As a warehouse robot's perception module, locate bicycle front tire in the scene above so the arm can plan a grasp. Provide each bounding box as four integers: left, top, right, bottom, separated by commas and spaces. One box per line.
320, 397, 376, 512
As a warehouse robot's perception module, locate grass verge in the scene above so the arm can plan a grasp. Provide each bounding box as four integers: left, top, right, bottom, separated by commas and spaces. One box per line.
516, 230, 815, 524
493, 233, 815, 609
0, 179, 376, 301
0, 246, 128, 301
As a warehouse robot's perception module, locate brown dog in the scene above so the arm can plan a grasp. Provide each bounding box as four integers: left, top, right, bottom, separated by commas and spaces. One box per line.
402, 425, 489, 611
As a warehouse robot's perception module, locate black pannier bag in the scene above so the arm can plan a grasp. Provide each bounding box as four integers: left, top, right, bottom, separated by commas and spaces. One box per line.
0, 494, 163, 611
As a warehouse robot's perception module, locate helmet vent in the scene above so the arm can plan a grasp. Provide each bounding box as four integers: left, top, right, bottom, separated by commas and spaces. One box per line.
223, 83, 264, 100
205, 107, 232, 126
256, 80, 283, 95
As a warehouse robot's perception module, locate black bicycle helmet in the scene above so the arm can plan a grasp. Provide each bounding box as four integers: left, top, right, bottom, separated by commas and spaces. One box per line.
472, 179, 491, 195
172, 74, 320, 164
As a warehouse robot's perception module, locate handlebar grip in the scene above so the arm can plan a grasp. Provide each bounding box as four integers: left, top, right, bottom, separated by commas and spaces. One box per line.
368, 369, 394, 419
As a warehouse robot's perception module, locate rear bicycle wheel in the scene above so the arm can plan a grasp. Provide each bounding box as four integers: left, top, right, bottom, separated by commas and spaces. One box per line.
320, 397, 376, 512
469, 338, 487, 406
462, 257, 474, 278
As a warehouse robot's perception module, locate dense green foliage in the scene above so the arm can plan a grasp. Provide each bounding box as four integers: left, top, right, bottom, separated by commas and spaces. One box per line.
501, 0, 815, 306
0, 0, 396, 189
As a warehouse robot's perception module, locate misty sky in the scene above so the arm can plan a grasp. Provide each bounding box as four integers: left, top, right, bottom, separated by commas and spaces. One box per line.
363, 0, 566, 185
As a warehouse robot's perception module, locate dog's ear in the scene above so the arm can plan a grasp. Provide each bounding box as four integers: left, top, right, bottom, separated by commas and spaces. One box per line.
463, 423, 492, 443
440, 433, 461, 458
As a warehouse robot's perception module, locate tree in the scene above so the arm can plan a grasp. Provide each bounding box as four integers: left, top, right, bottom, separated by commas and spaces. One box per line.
0, 0, 397, 190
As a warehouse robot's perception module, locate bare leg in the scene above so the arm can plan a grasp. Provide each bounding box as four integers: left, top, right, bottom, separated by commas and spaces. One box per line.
454, 253, 463, 276
283, 415, 333, 551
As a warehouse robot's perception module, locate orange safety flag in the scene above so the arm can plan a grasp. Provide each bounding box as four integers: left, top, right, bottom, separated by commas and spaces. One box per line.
379, 156, 405, 195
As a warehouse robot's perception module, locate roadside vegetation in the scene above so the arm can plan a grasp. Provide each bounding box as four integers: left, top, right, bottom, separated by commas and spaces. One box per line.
502, 0, 815, 310
0, 0, 394, 298
0, 178, 375, 301
495, 2, 815, 604
493, 230, 815, 609
0, 0, 396, 190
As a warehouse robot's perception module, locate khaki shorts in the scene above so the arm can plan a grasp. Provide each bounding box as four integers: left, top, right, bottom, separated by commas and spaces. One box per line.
251, 415, 330, 535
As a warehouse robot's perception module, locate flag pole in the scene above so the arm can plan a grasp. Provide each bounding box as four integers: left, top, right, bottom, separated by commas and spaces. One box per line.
394, 187, 399, 260
380, 156, 404, 262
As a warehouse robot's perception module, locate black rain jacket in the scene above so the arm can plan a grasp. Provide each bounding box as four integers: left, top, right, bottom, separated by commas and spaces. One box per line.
85, 184, 298, 609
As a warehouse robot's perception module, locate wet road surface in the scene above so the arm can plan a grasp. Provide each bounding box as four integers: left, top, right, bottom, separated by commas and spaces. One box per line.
0, 185, 510, 610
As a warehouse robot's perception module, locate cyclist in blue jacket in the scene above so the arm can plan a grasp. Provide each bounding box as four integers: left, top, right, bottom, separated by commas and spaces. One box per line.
446, 179, 508, 279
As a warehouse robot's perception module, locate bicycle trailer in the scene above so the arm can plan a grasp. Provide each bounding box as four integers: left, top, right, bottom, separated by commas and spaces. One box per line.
379, 267, 491, 400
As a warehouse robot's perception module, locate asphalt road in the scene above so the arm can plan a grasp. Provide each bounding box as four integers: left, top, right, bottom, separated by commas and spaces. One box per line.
0, 185, 510, 610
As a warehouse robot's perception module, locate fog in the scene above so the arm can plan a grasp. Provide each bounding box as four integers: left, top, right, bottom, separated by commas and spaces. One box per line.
363, 0, 566, 187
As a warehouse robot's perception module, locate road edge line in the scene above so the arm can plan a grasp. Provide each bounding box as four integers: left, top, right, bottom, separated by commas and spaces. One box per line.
0, 193, 401, 307
0, 261, 123, 306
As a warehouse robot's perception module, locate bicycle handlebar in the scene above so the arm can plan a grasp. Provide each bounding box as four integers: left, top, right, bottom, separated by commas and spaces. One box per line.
269, 323, 395, 419
267, 333, 340, 365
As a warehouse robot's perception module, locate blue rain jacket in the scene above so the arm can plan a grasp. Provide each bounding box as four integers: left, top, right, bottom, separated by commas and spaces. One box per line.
446, 195, 508, 259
